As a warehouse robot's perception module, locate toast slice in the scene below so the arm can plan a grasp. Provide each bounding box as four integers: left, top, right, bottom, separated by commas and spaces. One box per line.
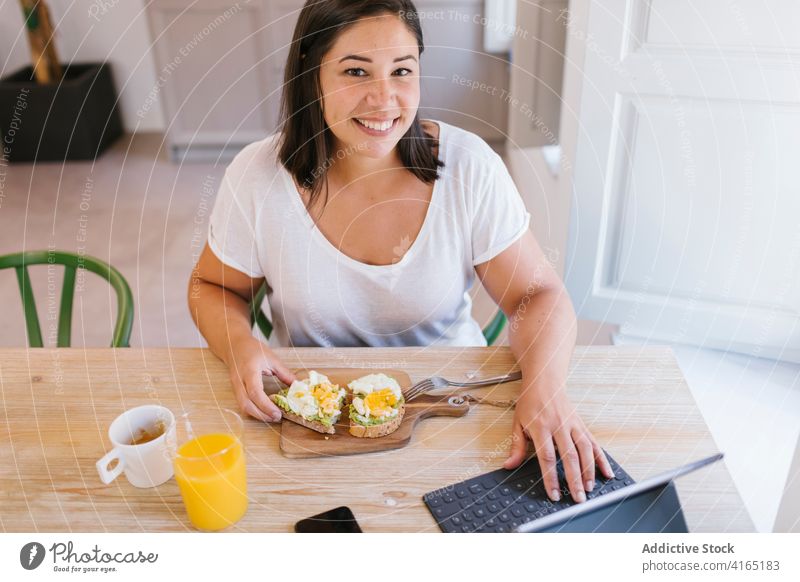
269, 371, 345, 435
348, 401, 405, 438
269, 393, 336, 435
347, 373, 406, 438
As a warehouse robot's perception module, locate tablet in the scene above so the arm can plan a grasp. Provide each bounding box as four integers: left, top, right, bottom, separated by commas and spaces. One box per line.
516, 453, 724, 533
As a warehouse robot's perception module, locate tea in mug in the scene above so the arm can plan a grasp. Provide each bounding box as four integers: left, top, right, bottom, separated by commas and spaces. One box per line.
128, 420, 166, 446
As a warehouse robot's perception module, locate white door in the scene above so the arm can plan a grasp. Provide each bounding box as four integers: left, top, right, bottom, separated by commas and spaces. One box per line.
564, 0, 800, 362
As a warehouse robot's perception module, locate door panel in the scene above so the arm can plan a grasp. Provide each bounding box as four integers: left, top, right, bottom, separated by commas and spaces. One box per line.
565, 0, 800, 362
644, 0, 800, 53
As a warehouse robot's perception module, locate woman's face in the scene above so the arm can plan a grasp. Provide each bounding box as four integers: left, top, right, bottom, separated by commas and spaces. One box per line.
318, 14, 421, 160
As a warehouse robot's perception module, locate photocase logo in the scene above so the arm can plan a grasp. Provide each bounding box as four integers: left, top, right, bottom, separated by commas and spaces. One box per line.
20, 542, 46, 570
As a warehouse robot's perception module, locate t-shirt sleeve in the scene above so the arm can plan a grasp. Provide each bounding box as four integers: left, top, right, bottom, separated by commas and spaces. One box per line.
471, 154, 532, 266
206, 165, 264, 278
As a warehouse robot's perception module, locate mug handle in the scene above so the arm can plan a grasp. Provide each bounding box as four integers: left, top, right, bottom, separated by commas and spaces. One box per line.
96, 448, 125, 484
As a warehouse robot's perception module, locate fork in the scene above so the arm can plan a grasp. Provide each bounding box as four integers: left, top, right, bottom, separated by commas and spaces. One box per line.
403, 369, 523, 402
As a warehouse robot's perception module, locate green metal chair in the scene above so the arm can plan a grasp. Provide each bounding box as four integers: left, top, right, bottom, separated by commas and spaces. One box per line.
249, 282, 507, 345
0, 250, 134, 347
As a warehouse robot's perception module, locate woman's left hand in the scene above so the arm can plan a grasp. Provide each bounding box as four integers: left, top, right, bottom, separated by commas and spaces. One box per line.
503, 387, 615, 503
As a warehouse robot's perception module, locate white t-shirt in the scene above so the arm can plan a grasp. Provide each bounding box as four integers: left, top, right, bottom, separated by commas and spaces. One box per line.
207, 120, 531, 347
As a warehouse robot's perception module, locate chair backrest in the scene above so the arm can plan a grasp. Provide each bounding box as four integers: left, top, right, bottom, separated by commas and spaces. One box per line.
250, 283, 507, 345
250, 282, 273, 340
0, 250, 134, 347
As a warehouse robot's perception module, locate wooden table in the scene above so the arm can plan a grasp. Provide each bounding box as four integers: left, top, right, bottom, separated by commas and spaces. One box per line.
0, 347, 754, 532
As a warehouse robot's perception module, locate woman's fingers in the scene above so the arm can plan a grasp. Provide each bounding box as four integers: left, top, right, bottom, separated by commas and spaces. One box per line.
572, 427, 597, 493
266, 357, 297, 386
230, 373, 269, 422
502, 420, 528, 470
592, 437, 615, 479
531, 431, 561, 502
554, 430, 586, 503
225, 339, 291, 423
245, 370, 282, 421
241, 399, 271, 423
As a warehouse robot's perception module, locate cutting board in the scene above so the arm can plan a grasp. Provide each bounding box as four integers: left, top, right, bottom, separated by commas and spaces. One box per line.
269, 368, 470, 459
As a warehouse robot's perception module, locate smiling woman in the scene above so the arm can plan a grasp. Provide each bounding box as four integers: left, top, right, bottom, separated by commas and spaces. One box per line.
188, 0, 614, 505
277, 1, 442, 212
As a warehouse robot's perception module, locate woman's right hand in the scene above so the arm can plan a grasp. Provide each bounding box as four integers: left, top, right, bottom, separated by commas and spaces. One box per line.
227, 333, 297, 423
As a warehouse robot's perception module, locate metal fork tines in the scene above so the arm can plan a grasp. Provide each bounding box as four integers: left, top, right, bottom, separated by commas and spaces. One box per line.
403, 369, 523, 402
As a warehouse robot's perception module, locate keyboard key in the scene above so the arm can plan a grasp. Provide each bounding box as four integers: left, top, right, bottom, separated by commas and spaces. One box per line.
459, 498, 472, 509
526, 487, 544, 499
524, 502, 539, 512
461, 524, 473, 532
468, 484, 483, 494
480, 477, 498, 489
487, 492, 499, 501
474, 508, 486, 518
500, 486, 512, 496
511, 506, 524, 518
443, 494, 455, 504
481, 470, 506, 489
428, 497, 442, 507
501, 498, 513, 508
455, 488, 469, 499
451, 516, 462, 526
461, 511, 473, 521
487, 502, 501, 513
496, 525, 508, 533
499, 512, 511, 522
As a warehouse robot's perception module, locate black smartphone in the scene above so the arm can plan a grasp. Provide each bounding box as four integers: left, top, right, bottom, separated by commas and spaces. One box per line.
294, 506, 363, 533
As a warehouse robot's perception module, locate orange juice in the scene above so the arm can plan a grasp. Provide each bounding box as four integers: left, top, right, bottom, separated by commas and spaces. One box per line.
173, 432, 247, 531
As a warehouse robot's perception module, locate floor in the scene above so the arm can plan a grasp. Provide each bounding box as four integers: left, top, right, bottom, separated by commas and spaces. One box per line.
3, 133, 793, 532
0, 133, 209, 348
615, 334, 800, 532
0, 132, 617, 350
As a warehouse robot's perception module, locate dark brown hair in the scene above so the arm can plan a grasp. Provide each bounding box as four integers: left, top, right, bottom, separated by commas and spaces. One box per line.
277, 0, 443, 211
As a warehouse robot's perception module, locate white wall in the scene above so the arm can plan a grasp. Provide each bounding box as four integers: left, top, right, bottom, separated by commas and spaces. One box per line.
0, 0, 163, 131
504, 0, 590, 279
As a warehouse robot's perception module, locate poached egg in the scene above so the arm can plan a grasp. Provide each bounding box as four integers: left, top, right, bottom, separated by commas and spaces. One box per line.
348, 373, 403, 419
285, 371, 345, 419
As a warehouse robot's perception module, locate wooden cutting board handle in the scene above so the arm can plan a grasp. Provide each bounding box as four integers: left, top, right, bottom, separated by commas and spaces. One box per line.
408, 395, 472, 421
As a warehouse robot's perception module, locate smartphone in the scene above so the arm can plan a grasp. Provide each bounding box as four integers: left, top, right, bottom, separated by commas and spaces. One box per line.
294, 506, 363, 533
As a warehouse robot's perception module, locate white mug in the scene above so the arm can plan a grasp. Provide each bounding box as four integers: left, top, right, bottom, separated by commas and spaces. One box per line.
96, 405, 176, 488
